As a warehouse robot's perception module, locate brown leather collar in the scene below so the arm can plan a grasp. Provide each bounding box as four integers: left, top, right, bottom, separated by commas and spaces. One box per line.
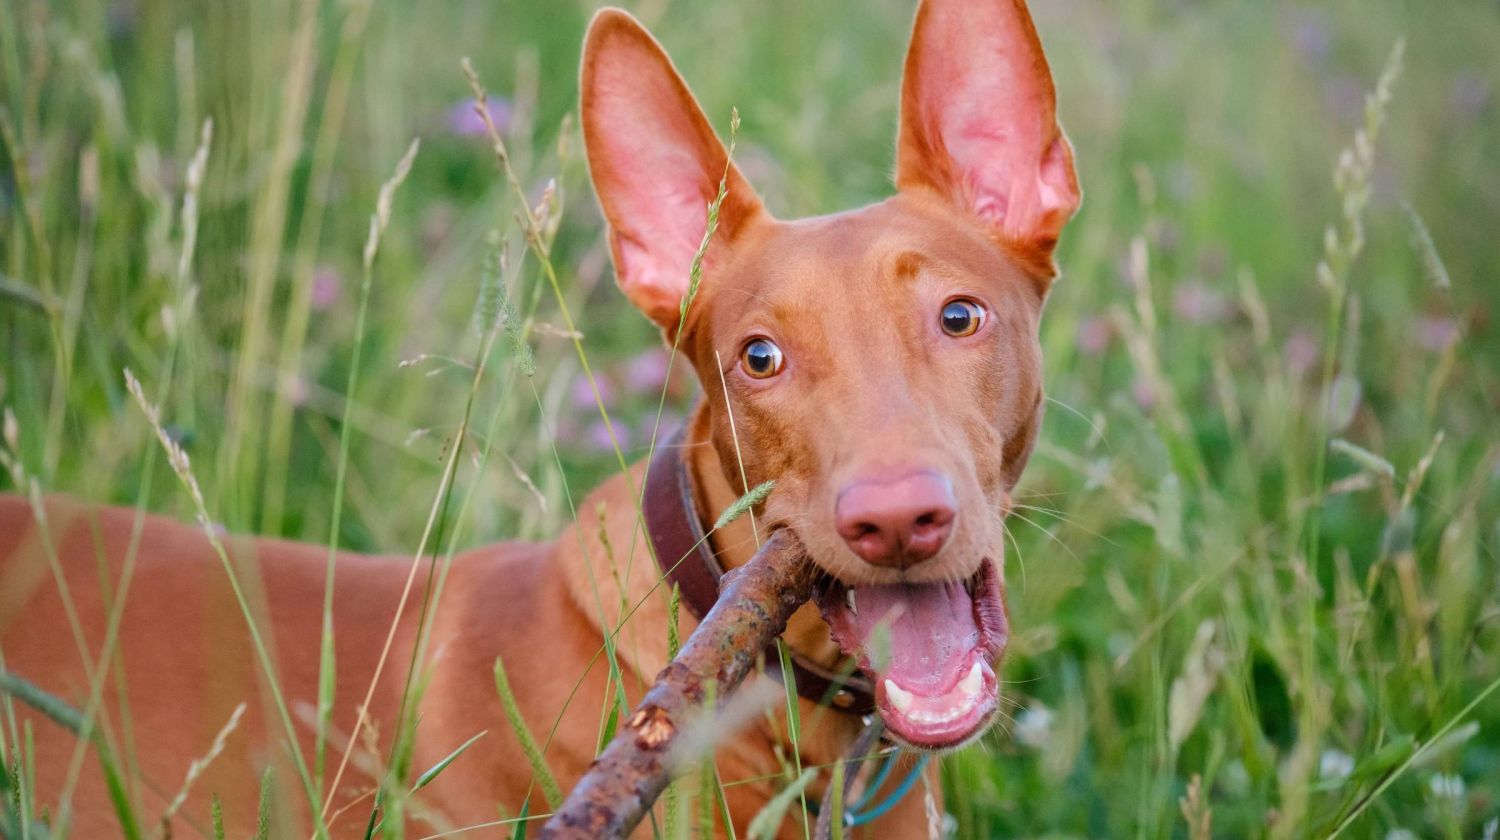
643, 427, 876, 715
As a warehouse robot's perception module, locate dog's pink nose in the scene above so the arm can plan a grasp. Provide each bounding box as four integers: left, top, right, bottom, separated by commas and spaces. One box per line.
835, 471, 957, 568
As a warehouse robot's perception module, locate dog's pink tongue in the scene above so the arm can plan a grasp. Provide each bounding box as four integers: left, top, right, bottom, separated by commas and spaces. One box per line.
853, 581, 978, 693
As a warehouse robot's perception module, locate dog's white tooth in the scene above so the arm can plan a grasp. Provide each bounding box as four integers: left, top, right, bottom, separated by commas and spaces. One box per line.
959, 662, 982, 697
884, 680, 914, 714
845, 589, 857, 615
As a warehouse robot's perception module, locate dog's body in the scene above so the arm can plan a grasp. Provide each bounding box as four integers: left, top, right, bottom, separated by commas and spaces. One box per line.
0, 447, 888, 838
1, 1, 1078, 836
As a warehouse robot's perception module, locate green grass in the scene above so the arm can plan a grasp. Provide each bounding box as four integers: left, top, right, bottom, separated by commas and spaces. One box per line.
3, 0, 1499, 837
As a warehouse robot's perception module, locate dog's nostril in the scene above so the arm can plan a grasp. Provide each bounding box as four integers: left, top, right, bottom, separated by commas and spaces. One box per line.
912, 507, 954, 534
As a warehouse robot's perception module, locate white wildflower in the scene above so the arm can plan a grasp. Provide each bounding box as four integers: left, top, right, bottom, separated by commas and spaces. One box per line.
1319, 749, 1355, 782
1013, 703, 1054, 749
1428, 772, 1466, 801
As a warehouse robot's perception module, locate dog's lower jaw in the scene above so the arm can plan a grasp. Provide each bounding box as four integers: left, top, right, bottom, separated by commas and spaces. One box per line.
880, 656, 1000, 752
814, 557, 1008, 750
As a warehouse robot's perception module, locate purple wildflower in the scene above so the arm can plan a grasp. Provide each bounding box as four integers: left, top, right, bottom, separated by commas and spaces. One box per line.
623, 347, 672, 394
311, 266, 342, 311
584, 418, 628, 454
1283, 329, 1320, 378
571, 375, 615, 411
1077, 316, 1112, 355
1416, 315, 1460, 351
1172, 281, 1229, 325
447, 97, 513, 138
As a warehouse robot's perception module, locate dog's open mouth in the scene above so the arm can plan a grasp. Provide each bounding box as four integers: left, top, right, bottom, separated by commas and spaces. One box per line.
814, 559, 1008, 749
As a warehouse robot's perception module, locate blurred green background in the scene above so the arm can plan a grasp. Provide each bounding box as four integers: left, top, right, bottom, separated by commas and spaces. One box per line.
3, 0, 1498, 836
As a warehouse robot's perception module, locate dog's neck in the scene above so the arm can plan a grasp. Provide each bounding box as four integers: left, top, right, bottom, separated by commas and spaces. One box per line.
553, 402, 863, 771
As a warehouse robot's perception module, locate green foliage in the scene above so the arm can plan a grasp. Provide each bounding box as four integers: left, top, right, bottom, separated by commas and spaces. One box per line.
747, 767, 816, 840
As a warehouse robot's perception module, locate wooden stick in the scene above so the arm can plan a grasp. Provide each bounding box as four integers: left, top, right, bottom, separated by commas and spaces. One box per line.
538, 528, 815, 839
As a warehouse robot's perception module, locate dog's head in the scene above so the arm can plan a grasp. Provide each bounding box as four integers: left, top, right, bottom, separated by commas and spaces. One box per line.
581, 0, 1079, 749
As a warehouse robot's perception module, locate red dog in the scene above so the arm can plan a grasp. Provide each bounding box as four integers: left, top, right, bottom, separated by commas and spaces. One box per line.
0, 0, 1078, 835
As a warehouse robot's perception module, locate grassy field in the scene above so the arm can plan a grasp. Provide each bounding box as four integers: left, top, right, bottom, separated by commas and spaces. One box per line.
3, 0, 1499, 836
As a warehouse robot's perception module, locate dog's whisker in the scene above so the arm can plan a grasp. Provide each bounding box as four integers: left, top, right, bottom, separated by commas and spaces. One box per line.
1002, 508, 1083, 567
994, 512, 1028, 591
1044, 395, 1110, 450
1010, 503, 1123, 549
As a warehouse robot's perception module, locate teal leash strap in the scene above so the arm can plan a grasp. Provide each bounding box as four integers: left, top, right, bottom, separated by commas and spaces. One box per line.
845, 753, 930, 828
848, 749, 900, 812
810, 719, 934, 835
812, 719, 883, 838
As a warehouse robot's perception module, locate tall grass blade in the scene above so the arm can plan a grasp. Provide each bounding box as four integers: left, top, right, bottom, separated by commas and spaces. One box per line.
0, 670, 142, 840
598, 698, 620, 755
828, 760, 845, 840
0, 672, 83, 735
318, 139, 429, 824
493, 657, 563, 809
746, 768, 815, 840
211, 795, 224, 840
680, 108, 740, 323
1329, 439, 1395, 480
124, 369, 318, 814
159, 702, 245, 827
661, 584, 682, 838
1403, 202, 1451, 290
1327, 673, 1500, 836
667, 584, 682, 661
255, 767, 274, 840
776, 641, 803, 748
509, 800, 530, 840
411, 731, 486, 793
697, 761, 715, 839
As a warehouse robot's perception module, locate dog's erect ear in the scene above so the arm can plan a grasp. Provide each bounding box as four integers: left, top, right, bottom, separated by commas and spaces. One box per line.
895, 0, 1080, 257
581, 9, 765, 331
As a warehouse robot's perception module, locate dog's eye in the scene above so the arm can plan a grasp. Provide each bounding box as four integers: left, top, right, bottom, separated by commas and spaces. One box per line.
940, 298, 986, 337
741, 338, 785, 379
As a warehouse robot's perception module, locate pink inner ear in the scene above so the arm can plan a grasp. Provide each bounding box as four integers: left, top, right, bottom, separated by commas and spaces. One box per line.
589, 77, 721, 321
613, 178, 708, 320
945, 107, 1039, 230
950, 118, 1072, 243
581, 11, 762, 328
903, 1, 1080, 246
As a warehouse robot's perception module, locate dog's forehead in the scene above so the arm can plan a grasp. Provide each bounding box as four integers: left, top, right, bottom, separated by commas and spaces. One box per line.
708, 196, 1030, 331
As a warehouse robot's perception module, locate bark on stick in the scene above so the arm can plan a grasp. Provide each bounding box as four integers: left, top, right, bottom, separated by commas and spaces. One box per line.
537, 528, 815, 839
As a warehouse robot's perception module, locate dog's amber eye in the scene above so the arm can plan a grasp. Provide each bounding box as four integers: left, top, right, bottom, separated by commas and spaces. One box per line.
741, 338, 785, 379
940, 298, 986, 337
